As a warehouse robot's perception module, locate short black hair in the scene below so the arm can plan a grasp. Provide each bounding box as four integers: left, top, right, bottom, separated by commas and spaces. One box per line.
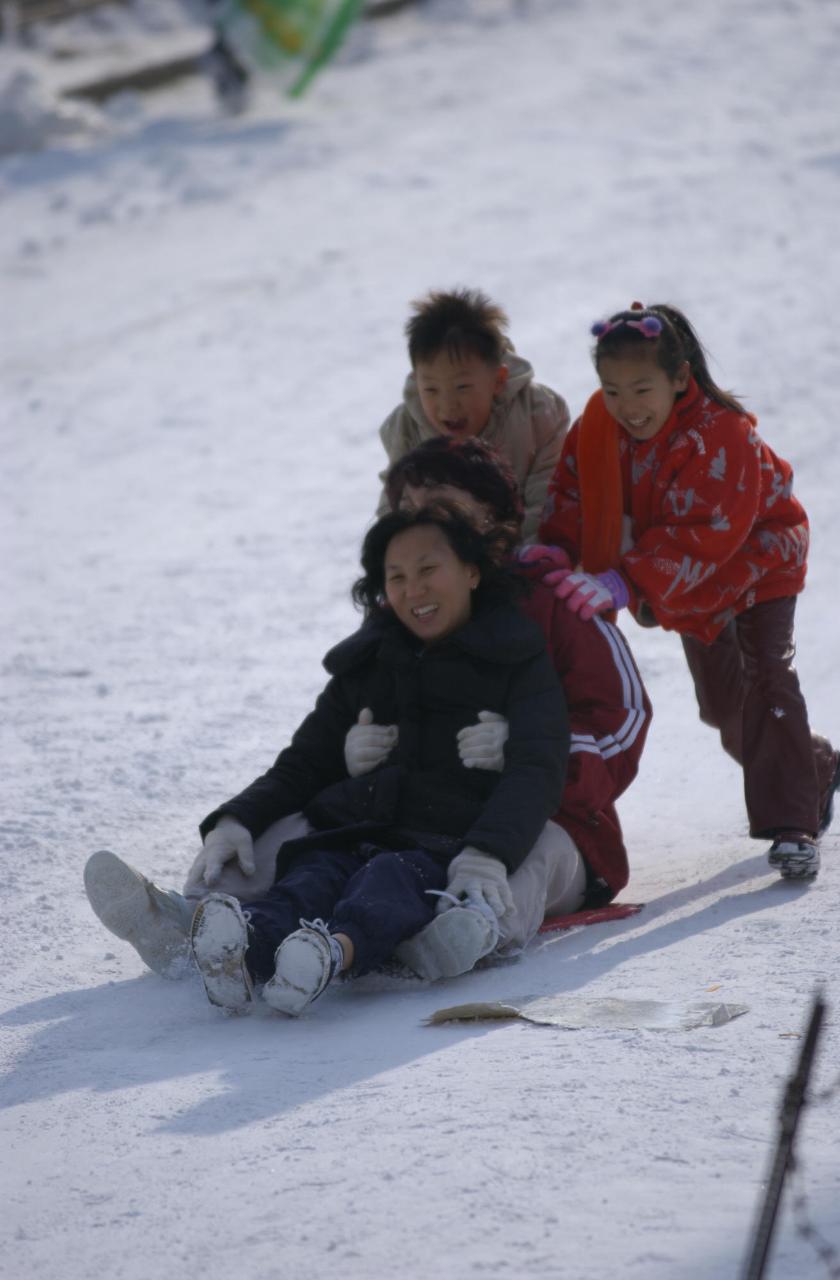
406, 287, 510, 368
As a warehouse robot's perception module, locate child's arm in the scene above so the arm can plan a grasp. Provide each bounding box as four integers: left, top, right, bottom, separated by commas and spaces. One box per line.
457, 600, 650, 833
519, 386, 571, 540
549, 601, 651, 820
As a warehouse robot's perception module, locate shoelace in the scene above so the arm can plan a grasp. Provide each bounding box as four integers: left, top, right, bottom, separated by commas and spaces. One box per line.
425, 889, 462, 910
298, 917, 346, 974
424, 888, 499, 927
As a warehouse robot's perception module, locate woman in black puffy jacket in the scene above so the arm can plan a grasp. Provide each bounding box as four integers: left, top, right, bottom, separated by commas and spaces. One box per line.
190, 503, 569, 1017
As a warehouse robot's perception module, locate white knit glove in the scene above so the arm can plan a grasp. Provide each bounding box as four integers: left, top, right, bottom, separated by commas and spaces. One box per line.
199, 816, 255, 886
344, 707, 398, 778
457, 711, 509, 772
437, 847, 514, 920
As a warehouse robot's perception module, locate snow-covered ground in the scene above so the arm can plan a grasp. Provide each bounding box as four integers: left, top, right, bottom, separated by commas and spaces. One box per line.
2, 2, 840, 1276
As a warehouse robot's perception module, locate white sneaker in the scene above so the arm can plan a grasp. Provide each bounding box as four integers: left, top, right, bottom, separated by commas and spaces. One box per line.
190, 894, 254, 1011
768, 837, 820, 881
395, 906, 499, 981
84, 850, 193, 978
262, 919, 344, 1017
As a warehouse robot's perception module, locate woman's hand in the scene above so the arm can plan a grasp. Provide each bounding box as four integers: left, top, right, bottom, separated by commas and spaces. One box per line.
344, 708, 398, 777
438, 847, 515, 920
457, 711, 509, 771
199, 816, 255, 886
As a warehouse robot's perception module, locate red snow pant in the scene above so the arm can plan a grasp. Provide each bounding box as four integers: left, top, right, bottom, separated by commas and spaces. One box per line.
680, 596, 836, 839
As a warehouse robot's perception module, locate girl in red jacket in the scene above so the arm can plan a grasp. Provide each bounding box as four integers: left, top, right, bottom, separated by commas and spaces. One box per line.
539, 302, 839, 881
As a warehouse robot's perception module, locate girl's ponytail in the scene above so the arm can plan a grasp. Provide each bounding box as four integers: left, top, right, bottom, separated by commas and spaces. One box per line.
649, 304, 747, 415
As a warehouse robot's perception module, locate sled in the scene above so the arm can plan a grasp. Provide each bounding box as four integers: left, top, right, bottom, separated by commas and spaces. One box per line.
538, 901, 643, 934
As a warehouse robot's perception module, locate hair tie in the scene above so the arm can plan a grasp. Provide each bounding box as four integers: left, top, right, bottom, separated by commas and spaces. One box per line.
590, 314, 663, 341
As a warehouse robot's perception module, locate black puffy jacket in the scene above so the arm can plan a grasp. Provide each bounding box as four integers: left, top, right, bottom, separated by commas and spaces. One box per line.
200, 599, 569, 874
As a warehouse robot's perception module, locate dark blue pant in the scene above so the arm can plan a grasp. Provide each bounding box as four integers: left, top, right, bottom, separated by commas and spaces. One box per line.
241, 844, 448, 980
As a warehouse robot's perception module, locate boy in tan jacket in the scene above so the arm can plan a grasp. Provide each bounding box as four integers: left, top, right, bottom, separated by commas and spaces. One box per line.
376, 288, 570, 541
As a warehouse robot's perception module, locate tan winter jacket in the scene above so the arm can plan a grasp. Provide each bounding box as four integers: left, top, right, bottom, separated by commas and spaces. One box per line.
376, 352, 570, 541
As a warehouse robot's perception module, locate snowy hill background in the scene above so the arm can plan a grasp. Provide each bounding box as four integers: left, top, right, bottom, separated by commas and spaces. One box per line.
2, 2, 840, 1276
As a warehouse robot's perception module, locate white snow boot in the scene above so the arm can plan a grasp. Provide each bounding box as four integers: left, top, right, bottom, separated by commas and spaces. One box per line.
262, 919, 345, 1017
395, 905, 499, 981
84, 849, 194, 978
190, 894, 254, 1011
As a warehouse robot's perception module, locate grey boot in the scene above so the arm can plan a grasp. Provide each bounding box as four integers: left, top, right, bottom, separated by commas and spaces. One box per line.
395, 906, 499, 981
84, 850, 194, 977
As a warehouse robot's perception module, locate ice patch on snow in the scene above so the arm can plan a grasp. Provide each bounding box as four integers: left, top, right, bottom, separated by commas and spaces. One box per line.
426, 995, 750, 1030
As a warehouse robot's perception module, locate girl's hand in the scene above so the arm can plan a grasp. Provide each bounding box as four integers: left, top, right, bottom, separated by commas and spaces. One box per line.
549, 568, 630, 621
200, 816, 255, 885
344, 708, 398, 777
457, 710, 509, 772
516, 543, 573, 573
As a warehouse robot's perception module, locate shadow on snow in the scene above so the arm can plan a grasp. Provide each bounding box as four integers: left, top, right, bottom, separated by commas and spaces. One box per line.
0, 849, 810, 1133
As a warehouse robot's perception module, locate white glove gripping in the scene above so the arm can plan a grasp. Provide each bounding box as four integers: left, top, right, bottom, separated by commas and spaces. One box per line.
344, 707, 398, 778
200, 816, 255, 886
437, 847, 515, 920
457, 710, 509, 771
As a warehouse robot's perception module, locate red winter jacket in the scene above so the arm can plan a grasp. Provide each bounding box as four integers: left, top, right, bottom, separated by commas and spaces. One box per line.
519, 581, 651, 900
539, 379, 809, 643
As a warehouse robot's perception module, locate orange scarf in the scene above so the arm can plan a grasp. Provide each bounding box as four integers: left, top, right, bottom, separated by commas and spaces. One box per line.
577, 390, 624, 573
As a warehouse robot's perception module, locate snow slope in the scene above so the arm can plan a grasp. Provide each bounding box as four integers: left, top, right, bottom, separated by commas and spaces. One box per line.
2, 2, 839, 1276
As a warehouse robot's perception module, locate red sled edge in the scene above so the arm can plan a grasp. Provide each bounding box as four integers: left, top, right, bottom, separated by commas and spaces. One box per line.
538, 902, 644, 934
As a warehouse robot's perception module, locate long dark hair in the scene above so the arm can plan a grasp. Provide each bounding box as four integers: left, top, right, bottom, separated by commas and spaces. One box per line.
352, 505, 523, 618
592, 303, 747, 414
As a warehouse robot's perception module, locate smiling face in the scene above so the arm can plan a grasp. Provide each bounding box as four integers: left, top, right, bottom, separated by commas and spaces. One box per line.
597, 350, 689, 441
384, 524, 479, 644
414, 350, 508, 439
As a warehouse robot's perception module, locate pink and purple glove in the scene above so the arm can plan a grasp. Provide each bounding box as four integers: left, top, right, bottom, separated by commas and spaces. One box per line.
516, 543, 573, 573
548, 568, 630, 621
